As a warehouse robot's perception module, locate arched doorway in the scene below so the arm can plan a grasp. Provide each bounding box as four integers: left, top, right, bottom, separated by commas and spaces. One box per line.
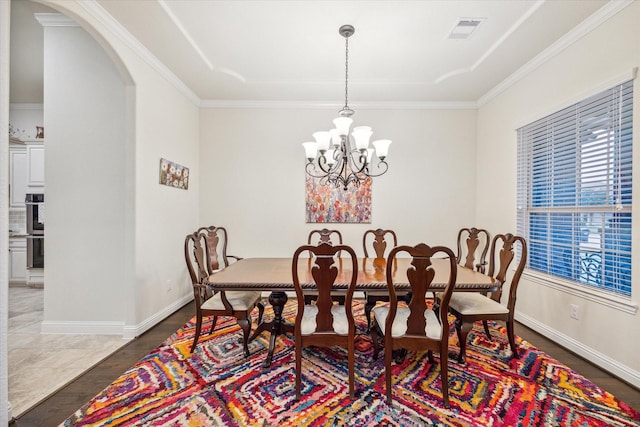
4, 0, 136, 418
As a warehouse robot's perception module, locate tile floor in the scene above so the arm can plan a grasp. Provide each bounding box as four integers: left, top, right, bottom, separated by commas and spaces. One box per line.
8, 287, 130, 418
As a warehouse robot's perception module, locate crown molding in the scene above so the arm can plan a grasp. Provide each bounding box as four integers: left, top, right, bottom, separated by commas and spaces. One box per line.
63, 0, 630, 111
158, 0, 246, 83
75, 1, 200, 106
477, 0, 634, 107
200, 100, 477, 110
436, 1, 544, 85
34, 13, 77, 27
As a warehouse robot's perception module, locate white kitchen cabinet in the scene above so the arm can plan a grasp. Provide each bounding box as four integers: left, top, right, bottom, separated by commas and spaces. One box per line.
27, 142, 45, 188
27, 268, 44, 286
9, 140, 44, 208
9, 237, 27, 284
9, 145, 28, 208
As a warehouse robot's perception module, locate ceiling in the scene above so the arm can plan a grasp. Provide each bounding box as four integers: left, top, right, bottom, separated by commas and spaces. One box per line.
10, 0, 614, 106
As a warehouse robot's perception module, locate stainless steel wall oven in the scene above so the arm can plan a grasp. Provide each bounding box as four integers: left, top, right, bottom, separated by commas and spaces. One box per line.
25, 193, 44, 269
26, 193, 44, 235
27, 235, 44, 268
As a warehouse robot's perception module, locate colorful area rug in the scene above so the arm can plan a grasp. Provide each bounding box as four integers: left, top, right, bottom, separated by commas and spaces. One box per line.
62, 302, 640, 426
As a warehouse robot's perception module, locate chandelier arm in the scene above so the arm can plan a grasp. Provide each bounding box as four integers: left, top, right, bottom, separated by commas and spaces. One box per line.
317, 175, 334, 187
362, 159, 389, 178
324, 169, 349, 190
305, 160, 341, 179
306, 151, 347, 178
305, 162, 331, 179
316, 157, 332, 175
317, 154, 339, 175
345, 148, 368, 175
334, 170, 358, 191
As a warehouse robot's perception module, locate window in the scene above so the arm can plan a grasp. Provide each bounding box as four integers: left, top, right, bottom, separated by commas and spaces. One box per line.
517, 80, 633, 297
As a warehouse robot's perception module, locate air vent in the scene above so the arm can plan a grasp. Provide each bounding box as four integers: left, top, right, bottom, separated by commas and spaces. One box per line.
449, 19, 482, 39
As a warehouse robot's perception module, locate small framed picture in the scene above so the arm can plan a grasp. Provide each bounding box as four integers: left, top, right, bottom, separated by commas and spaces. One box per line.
159, 158, 189, 190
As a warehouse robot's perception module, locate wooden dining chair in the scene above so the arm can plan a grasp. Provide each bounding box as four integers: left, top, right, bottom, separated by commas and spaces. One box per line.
454, 227, 492, 338
308, 228, 343, 246
184, 231, 264, 355
362, 228, 398, 330
456, 227, 490, 273
306, 228, 345, 304
448, 233, 527, 363
197, 225, 242, 272
292, 242, 358, 400
370, 243, 457, 408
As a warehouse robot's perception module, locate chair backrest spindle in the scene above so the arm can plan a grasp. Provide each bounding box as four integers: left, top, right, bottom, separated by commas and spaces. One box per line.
363, 228, 398, 259
456, 227, 490, 273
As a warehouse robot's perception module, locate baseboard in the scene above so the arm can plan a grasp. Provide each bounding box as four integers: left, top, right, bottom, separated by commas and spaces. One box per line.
122, 293, 193, 339
40, 294, 193, 338
515, 310, 640, 389
41, 319, 126, 335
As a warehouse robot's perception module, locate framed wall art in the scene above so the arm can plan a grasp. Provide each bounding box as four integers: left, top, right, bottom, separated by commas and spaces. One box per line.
159, 158, 189, 190
305, 171, 371, 223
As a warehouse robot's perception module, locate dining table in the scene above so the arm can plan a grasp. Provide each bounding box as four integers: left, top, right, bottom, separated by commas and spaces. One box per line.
205, 257, 499, 368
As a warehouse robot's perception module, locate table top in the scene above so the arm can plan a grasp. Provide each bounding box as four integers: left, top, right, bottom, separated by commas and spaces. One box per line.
205, 257, 498, 292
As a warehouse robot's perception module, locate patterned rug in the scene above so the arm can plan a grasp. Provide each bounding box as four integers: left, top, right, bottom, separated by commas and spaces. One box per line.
62, 302, 640, 426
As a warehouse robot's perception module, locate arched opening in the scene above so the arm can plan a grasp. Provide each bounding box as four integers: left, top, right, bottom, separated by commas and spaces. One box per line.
5, 0, 136, 417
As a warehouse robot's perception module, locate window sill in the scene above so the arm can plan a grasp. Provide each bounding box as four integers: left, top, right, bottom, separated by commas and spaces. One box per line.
522, 269, 638, 315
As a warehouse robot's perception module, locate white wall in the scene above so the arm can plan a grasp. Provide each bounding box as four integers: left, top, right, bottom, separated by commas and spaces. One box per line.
476, 2, 640, 386
131, 70, 200, 330
199, 107, 478, 256
8, 104, 43, 139
37, 2, 200, 337
42, 22, 128, 327
1, 1, 11, 422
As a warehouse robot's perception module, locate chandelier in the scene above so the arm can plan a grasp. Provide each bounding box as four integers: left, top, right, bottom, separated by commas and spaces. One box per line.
302, 25, 392, 190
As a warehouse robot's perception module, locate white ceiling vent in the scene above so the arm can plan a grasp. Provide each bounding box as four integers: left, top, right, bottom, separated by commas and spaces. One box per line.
449, 19, 483, 39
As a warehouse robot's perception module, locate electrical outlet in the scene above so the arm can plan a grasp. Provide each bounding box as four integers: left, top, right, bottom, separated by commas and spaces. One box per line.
166, 279, 173, 293
570, 303, 580, 320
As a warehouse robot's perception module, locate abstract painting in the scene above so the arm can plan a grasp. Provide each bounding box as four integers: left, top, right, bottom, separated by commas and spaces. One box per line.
159, 158, 189, 190
305, 171, 371, 223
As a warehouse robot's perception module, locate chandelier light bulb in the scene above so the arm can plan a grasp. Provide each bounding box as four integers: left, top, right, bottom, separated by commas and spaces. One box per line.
372, 139, 392, 160
312, 131, 331, 153
352, 126, 373, 151
302, 142, 318, 161
329, 129, 342, 147
333, 117, 353, 136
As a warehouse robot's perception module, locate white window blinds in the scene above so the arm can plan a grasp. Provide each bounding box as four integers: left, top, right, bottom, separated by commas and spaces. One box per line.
517, 80, 633, 296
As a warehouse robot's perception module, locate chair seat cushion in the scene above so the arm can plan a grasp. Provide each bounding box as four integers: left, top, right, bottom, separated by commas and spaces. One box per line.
300, 304, 350, 335
372, 306, 442, 339
201, 291, 261, 311
448, 293, 509, 315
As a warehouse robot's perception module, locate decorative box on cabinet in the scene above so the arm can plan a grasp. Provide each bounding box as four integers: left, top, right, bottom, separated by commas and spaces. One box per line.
9, 237, 27, 284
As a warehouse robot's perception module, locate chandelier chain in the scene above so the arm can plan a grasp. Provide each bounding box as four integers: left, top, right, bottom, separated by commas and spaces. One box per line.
344, 36, 349, 110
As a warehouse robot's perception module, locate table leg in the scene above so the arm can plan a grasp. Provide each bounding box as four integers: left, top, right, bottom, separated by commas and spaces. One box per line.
249, 291, 294, 368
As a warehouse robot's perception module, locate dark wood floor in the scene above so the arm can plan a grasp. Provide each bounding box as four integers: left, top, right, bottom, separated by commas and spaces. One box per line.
11, 301, 640, 426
